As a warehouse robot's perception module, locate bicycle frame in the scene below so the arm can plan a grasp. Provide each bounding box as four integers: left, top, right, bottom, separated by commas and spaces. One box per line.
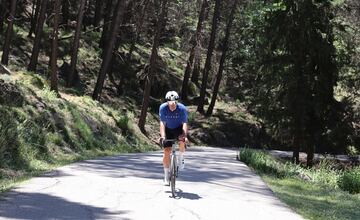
164, 139, 179, 197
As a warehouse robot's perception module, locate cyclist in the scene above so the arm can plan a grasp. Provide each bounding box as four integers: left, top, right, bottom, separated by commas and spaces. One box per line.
159, 91, 188, 185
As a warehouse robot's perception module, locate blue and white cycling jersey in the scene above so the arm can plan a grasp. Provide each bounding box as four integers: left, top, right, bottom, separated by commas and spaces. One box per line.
159, 102, 188, 129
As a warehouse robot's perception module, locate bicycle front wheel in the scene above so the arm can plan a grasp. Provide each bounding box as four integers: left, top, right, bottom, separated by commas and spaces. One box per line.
170, 155, 176, 197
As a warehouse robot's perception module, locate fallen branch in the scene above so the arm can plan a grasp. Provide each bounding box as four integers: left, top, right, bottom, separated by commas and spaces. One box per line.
0, 64, 12, 74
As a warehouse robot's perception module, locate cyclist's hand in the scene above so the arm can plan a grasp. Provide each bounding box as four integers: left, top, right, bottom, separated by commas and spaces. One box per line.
178, 135, 188, 143
159, 137, 165, 147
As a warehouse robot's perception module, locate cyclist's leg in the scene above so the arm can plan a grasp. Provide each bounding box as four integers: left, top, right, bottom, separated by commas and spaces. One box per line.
174, 126, 186, 169
178, 141, 185, 169
163, 147, 171, 185
163, 147, 171, 168
163, 127, 175, 184
163, 126, 174, 168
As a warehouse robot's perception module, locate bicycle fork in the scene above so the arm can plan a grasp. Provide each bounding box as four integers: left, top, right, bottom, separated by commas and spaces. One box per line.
171, 155, 179, 175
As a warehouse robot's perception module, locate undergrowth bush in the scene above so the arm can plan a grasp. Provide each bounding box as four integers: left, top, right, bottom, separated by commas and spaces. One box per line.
239, 148, 342, 189
239, 148, 286, 177
18, 118, 47, 157
338, 167, 360, 194
0, 107, 20, 167
117, 114, 130, 132
69, 106, 97, 149
307, 159, 340, 188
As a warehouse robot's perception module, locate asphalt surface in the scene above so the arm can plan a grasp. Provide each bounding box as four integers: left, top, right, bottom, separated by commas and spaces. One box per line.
0, 147, 304, 220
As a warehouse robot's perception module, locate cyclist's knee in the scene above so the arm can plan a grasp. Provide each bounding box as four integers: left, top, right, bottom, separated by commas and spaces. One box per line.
164, 147, 171, 154
179, 143, 186, 152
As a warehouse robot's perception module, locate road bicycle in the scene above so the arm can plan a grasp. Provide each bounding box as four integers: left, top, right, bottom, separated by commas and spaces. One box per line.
163, 139, 185, 197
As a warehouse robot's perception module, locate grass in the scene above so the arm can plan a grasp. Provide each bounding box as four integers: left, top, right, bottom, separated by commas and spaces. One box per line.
0, 72, 158, 193
239, 148, 360, 220
264, 177, 360, 220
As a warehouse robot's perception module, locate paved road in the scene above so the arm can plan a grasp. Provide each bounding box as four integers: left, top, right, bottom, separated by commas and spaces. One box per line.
0, 147, 303, 220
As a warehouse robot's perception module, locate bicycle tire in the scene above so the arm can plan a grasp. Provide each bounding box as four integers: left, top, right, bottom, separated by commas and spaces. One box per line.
170, 155, 176, 197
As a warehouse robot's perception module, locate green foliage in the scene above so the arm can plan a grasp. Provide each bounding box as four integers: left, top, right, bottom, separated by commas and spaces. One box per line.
346, 145, 359, 156
240, 148, 360, 219
338, 167, 360, 194
0, 71, 157, 191
187, 110, 196, 124
240, 148, 342, 188
239, 148, 286, 177
0, 107, 20, 167
229, 0, 356, 156
117, 114, 130, 132
308, 159, 340, 188
46, 132, 63, 146
68, 106, 98, 149
39, 87, 58, 103
265, 176, 360, 220
18, 118, 47, 157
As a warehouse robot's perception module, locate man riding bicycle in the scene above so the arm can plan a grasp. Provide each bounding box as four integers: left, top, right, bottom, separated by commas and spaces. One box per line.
159, 91, 188, 185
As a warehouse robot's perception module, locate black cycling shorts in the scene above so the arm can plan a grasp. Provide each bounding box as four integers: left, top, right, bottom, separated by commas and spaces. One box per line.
163, 126, 183, 148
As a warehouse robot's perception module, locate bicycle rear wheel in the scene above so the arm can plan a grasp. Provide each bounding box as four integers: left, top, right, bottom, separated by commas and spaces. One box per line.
170, 155, 176, 197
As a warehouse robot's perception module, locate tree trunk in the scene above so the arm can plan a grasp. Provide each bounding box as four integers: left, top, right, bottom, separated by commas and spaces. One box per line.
306, 112, 317, 167
122, 0, 135, 25
93, 0, 103, 27
92, 0, 125, 100
61, 0, 69, 25
99, 0, 113, 48
292, 135, 300, 164
197, 0, 221, 114
0, 0, 6, 32
50, 0, 61, 92
191, 50, 201, 85
181, 0, 208, 101
108, 35, 125, 93
68, 0, 86, 87
306, 142, 314, 167
206, 0, 237, 116
1, 0, 16, 66
83, 0, 93, 31
191, 1, 212, 85
138, 0, 168, 133
28, 0, 48, 72
28, 0, 41, 37
127, 0, 150, 60
292, 46, 306, 164
29, 0, 36, 27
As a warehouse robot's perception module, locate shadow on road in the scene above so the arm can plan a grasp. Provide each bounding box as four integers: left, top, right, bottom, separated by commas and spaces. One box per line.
177, 189, 202, 200
0, 192, 129, 220
164, 189, 202, 200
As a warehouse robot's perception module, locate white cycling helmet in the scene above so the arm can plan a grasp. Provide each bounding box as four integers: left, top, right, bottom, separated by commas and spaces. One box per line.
165, 91, 179, 101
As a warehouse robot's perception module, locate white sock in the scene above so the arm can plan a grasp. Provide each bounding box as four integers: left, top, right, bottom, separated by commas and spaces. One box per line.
179, 152, 185, 163
164, 168, 169, 179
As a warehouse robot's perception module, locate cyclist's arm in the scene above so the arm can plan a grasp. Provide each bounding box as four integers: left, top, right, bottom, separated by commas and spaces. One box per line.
181, 105, 188, 137
160, 121, 166, 138
182, 122, 188, 137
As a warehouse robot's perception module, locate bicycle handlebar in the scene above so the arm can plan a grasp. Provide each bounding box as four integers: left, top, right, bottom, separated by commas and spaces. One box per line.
160, 138, 190, 148
163, 139, 179, 142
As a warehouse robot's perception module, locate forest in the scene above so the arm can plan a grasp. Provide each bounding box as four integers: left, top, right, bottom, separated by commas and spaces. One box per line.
0, 0, 359, 170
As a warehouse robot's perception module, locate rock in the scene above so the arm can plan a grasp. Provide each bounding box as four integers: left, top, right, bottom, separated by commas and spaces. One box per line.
212, 130, 227, 139
191, 129, 212, 143
210, 130, 229, 146
0, 79, 24, 107
52, 111, 65, 130
296, 172, 312, 181
59, 62, 80, 86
